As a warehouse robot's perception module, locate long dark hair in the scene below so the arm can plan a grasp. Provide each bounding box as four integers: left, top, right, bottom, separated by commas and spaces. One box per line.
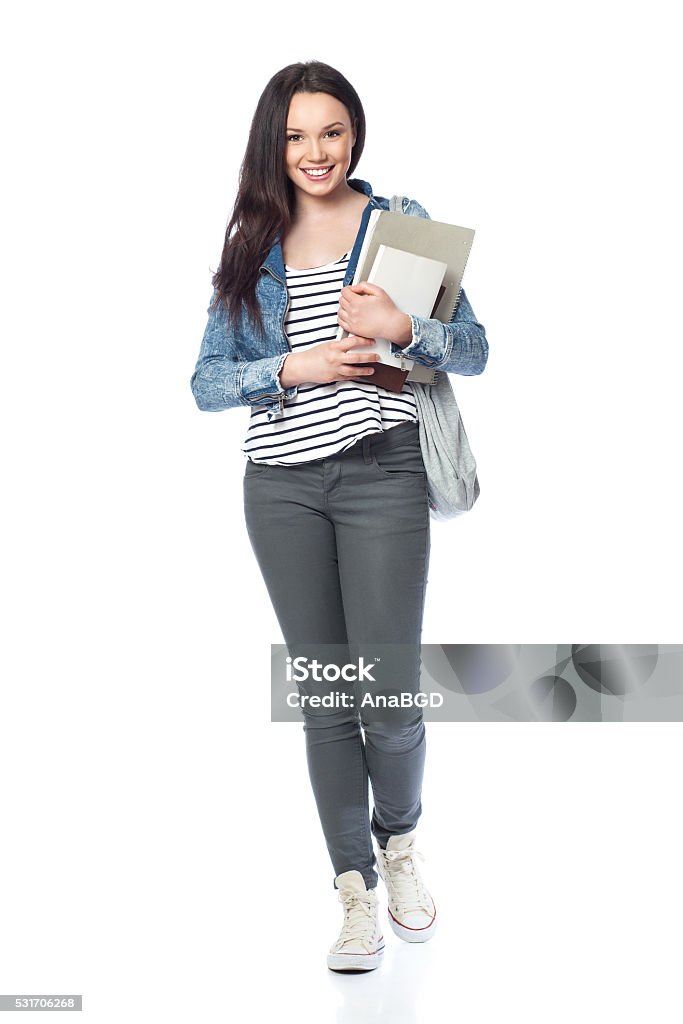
210, 60, 366, 337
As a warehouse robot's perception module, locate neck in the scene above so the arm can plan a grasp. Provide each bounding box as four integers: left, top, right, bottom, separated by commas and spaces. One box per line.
291, 180, 363, 222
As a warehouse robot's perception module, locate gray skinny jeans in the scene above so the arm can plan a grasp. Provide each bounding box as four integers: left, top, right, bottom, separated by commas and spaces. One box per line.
243, 419, 431, 890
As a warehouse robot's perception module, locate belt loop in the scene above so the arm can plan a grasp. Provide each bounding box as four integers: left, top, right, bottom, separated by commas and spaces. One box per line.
362, 435, 372, 465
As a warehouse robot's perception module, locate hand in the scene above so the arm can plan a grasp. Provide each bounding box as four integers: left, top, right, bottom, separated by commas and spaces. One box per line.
337, 282, 406, 341
295, 335, 381, 386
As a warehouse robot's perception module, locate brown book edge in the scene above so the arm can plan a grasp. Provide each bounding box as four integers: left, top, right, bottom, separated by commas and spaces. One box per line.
355, 361, 409, 394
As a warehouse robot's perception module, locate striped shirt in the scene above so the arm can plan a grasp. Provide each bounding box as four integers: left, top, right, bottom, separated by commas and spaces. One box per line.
241, 250, 418, 465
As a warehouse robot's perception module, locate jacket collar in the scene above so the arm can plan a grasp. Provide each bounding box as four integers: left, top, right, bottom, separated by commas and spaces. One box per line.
261, 178, 382, 279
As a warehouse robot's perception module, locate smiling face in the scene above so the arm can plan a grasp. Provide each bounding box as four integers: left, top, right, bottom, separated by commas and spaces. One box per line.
284, 91, 357, 201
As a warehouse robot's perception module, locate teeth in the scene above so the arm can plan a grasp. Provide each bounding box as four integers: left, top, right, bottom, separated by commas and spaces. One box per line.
303, 167, 332, 176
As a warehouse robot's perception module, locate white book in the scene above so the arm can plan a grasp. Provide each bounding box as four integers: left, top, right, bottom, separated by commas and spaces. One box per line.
346, 244, 448, 371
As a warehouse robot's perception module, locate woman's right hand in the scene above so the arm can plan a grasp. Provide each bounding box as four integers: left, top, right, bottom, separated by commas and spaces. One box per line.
286, 336, 381, 387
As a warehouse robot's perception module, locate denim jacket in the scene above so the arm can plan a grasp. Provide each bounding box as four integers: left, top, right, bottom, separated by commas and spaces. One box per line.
190, 178, 489, 422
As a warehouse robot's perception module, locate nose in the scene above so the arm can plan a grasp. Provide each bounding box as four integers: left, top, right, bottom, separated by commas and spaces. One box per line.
307, 140, 327, 163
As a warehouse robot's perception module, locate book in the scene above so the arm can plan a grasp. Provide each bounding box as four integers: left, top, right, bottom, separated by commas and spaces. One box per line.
336, 209, 475, 393
351, 244, 448, 392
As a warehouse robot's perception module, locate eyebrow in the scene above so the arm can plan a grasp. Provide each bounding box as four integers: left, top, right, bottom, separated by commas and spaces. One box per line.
286, 121, 345, 132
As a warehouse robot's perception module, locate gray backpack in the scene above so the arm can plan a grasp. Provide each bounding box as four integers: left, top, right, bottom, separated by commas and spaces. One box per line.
389, 195, 481, 520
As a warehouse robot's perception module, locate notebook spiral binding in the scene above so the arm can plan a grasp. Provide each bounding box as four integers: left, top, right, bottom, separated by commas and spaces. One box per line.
415, 367, 438, 385
445, 237, 474, 324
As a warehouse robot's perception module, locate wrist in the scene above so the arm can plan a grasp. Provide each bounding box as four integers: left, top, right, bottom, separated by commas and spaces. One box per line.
388, 311, 413, 347
277, 351, 299, 389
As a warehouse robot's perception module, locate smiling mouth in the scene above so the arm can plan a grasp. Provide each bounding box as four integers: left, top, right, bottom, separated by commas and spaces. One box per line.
300, 166, 334, 178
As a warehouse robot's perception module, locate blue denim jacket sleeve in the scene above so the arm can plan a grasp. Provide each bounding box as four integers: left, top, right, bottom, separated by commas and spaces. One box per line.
390, 200, 489, 376
190, 290, 296, 412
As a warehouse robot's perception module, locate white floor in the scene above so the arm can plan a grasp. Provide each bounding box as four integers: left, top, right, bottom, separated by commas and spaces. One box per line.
3, 719, 680, 1024
244, 724, 682, 1024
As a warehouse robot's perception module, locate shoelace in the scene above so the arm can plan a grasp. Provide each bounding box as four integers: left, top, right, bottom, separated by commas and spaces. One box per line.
335, 889, 378, 952
382, 848, 431, 914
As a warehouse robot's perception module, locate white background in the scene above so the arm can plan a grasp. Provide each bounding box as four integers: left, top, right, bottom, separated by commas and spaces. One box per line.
1, 1, 681, 1022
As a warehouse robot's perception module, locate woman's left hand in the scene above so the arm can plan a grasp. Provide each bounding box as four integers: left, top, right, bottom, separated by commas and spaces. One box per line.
338, 282, 403, 341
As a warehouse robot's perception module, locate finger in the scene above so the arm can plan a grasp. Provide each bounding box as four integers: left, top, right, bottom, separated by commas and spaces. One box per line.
341, 336, 375, 349
349, 282, 380, 296
345, 351, 380, 363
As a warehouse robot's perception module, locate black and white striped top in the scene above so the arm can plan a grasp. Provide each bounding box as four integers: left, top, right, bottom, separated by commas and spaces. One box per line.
241, 250, 418, 465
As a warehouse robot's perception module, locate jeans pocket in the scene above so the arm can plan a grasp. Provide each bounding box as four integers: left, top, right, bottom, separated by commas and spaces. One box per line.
244, 459, 269, 478
370, 441, 426, 481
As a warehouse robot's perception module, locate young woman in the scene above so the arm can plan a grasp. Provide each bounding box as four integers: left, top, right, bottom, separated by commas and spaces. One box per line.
190, 60, 489, 972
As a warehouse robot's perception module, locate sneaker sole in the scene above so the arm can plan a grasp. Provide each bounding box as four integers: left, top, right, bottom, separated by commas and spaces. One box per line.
327, 944, 385, 972
387, 907, 437, 943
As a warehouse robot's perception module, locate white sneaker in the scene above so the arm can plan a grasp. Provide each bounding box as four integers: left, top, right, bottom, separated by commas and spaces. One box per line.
327, 870, 385, 972
376, 830, 437, 942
